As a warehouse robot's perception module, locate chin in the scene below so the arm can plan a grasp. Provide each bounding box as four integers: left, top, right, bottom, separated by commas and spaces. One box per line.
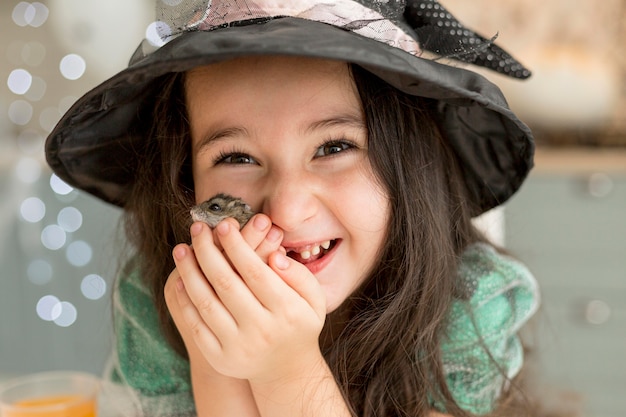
320, 285, 350, 314
325, 301, 341, 314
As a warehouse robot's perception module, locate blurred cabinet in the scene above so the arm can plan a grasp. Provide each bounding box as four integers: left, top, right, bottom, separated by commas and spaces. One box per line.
504, 148, 626, 417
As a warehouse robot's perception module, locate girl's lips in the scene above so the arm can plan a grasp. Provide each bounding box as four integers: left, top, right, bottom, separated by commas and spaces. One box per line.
286, 240, 332, 260
286, 239, 339, 274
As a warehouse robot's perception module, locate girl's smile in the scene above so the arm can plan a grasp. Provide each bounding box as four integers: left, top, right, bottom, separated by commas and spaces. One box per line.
185, 56, 390, 312
283, 238, 339, 274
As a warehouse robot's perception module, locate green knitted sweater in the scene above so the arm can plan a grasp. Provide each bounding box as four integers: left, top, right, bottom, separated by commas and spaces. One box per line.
102, 243, 539, 416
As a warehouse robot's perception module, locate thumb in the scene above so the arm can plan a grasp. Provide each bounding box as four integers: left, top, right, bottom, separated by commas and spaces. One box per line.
269, 251, 326, 318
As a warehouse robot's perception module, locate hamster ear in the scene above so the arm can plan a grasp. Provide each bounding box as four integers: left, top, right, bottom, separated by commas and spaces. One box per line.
225, 199, 238, 210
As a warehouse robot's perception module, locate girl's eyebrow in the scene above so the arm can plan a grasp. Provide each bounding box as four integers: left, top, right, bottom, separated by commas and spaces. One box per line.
195, 114, 365, 153
305, 114, 366, 134
195, 126, 248, 154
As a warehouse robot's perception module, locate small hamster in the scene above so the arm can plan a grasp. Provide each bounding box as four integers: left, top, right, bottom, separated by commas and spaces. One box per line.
190, 193, 255, 228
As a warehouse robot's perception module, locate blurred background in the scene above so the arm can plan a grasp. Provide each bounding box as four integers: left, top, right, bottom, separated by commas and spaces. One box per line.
1, 1, 624, 416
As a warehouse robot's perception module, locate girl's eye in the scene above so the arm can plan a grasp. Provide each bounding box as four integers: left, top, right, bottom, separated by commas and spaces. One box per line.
215, 152, 256, 165
314, 140, 355, 157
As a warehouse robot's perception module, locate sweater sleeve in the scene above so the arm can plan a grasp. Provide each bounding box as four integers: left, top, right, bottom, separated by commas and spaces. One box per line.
103, 265, 196, 417
438, 243, 540, 415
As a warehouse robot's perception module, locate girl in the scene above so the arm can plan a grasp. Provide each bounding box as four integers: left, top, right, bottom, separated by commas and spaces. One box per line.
45, 1, 539, 416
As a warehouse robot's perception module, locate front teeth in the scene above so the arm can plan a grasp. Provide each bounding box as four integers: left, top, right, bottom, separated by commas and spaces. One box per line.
297, 240, 332, 260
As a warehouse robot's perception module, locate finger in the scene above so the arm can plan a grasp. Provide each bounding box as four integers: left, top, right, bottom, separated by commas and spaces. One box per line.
190, 222, 267, 319
209, 214, 270, 253
168, 270, 223, 353
237, 214, 284, 263
173, 243, 242, 336
269, 251, 327, 319
215, 220, 288, 311
253, 225, 284, 262
240, 214, 272, 249
164, 268, 185, 325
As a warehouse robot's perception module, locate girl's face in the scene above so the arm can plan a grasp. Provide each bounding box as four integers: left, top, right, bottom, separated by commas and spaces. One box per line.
186, 56, 390, 312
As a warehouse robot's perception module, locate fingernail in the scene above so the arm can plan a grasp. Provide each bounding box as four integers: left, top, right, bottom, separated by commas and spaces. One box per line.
266, 226, 282, 243
216, 220, 230, 236
190, 222, 203, 237
173, 245, 187, 260
253, 215, 270, 231
274, 252, 290, 270
176, 277, 184, 291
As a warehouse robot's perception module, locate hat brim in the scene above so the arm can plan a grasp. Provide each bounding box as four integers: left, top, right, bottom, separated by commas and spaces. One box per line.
45, 17, 533, 213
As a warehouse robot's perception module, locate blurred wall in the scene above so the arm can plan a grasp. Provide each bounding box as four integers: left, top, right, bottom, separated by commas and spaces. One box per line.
0, 0, 151, 380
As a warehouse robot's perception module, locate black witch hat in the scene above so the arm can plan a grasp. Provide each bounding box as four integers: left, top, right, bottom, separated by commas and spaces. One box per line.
46, 0, 533, 214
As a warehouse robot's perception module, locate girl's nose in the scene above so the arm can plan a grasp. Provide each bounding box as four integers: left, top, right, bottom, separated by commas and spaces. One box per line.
261, 171, 318, 232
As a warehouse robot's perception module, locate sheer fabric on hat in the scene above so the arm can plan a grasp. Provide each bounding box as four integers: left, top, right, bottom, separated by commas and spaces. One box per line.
156, 0, 421, 54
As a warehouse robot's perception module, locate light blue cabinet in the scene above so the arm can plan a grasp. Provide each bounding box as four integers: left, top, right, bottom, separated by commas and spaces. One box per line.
504, 149, 626, 417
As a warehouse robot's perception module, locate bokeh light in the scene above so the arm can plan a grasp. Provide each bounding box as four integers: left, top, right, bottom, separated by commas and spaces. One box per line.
20, 197, 46, 223
59, 53, 86, 80
50, 173, 73, 195
7, 68, 32, 95
66, 240, 93, 267
146, 21, 172, 47
24, 76, 46, 101
28, 2, 49, 27
8, 100, 33, 125
36, 295, 61, 321
12, 2, 35, 27
81, 274, 107, 300
41, 224, 67, 250
57, 207, 83, 232
27, 259, 53, 285
12, 2, 49, 27
35, 294, 79, 328
52, 301, 77, 327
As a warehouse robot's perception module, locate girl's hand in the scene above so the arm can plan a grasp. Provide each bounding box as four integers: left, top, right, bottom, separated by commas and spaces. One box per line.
166, 267, 261, 417
164, 214, 283, 417
222, 214, 286, 263
172, 218, 327, 384
165, 214, 284, 371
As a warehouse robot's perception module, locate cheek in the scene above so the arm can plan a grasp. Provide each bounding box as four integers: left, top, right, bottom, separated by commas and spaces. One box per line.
193, 176, 238, 204
191, 165, 215, 203
331, 166, 390, 277
192, 164, 260, 206
191, 157, 227, 204
191, 153, 243, 203
353, 172, 390, 265
340, 167, 389, 234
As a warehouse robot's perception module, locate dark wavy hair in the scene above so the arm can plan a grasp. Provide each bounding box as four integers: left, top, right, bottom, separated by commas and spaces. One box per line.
122, 63, 528, 417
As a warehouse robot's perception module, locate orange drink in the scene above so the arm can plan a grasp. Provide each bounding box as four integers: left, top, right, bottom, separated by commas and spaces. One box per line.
0, 372, 99, 417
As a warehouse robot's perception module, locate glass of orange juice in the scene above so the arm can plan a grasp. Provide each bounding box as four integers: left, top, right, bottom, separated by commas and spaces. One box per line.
0, 371, 99, 417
